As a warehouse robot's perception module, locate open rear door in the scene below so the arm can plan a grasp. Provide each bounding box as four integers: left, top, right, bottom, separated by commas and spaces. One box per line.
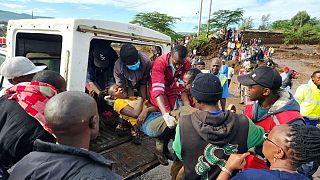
90, 117, 160, 179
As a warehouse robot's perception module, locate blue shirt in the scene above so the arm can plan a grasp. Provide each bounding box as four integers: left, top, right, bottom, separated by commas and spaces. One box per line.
219, 64, 228, 76
215, 73, 229, 98
232, 169, 308, 180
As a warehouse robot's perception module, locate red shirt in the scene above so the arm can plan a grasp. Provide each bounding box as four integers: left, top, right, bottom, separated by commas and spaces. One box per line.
149, 53, 191, 112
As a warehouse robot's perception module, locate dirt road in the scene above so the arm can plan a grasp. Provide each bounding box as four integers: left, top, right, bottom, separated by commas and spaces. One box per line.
135, 44, 320, 180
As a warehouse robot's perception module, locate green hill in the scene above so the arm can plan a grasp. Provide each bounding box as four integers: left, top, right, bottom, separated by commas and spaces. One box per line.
0, 9, 50, 21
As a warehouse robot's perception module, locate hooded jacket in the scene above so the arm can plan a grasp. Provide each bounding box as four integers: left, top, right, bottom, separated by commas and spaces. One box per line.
173, 110, 264, 180
244, 89, 304, 132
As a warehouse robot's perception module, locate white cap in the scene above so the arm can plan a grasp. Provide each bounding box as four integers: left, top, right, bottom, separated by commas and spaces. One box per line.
0, 56, 47, 79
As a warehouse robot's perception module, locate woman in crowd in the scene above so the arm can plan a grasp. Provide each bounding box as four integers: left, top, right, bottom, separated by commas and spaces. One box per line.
217, 124, 320, 180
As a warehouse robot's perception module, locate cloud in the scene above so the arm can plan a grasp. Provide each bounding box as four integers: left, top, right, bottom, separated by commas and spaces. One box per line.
3, 3, 26, 9
5, 0, 320, 30
7, 0, 30, 2
78, 5, 92, 10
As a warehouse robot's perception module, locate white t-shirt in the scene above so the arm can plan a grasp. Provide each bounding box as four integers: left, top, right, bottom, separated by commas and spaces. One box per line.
228, 67, 234, 79
280, 72, 288, 81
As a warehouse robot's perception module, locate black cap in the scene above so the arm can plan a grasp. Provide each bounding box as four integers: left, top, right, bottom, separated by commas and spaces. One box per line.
190, 73, 222, 103
195, 59, 205, 65
120, 43, 139, 65
93, 46, 114, 68
237, 66, 282, 90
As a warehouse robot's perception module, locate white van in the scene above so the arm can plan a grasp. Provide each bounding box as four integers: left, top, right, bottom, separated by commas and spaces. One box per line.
5, 18, 172, 179
6, 18, 171, 91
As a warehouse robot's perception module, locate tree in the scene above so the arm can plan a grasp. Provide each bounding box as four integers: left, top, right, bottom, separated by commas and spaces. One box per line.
259, 14, 271, 30
208, 8, 244, 31
130, 12, 181, 41
291, 11, 310, 28
271, 20, 291, 30
239, 17, 253, 30
309, 17, 320, 26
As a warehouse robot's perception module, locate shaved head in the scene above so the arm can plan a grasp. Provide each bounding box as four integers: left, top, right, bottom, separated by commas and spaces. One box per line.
45, 91, 99, 140
32, 70, 66, 93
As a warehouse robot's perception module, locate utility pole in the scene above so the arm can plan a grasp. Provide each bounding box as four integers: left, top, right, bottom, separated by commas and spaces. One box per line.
197, 0, 203, 37
206, 0, 213, 36
31, 10, 33, 19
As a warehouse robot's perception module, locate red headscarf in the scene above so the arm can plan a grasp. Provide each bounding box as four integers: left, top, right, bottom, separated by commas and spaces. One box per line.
5, 81, 57, 135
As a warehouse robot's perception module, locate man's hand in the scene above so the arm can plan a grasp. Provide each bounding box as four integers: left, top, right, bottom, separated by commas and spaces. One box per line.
163, 113, 177, 129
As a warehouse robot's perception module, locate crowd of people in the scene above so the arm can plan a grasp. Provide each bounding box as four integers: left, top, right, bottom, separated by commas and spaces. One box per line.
0, 39, 319, 180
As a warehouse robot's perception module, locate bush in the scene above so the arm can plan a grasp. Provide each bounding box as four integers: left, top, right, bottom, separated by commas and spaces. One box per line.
189, 33, 209, 48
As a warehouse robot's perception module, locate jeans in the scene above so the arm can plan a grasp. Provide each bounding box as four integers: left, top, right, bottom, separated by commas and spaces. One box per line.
141, 112, 166, 137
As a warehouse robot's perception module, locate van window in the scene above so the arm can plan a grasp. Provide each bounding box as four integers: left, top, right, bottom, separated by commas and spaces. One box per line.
0, 53, 5, 65
15, 33, 62, 72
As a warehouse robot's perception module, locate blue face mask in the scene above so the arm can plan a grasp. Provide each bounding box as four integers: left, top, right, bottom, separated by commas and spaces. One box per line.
170, 63, 175, 70
126, 60, 140, 71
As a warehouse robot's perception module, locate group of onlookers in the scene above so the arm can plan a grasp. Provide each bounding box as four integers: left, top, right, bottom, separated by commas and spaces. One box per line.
0, 40, 319, 180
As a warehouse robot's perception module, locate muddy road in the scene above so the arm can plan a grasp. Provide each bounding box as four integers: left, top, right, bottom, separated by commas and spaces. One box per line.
134, 44, 320, 180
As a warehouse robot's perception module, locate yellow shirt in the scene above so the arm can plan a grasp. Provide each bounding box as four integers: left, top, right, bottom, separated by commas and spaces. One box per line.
114, 96, 147, 126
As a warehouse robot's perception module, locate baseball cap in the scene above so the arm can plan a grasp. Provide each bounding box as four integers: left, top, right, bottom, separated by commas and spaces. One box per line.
92, 45, 114, 68
0, 56, 47, 79
284, 66, 290, 72
195, 59, 205, 65
237, 66, 282, 90
190, 73, 222, 103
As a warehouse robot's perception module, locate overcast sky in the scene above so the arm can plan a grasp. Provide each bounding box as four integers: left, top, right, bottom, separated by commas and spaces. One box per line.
1, 0, 320, 32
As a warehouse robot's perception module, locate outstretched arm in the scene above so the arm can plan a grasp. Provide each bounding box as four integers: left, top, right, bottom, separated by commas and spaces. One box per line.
216, 152, 250, 180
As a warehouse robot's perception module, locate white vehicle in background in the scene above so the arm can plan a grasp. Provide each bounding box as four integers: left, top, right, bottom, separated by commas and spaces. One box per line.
5, 18, 172, 179
0, 47, 8, 91
0, 47, 5, 64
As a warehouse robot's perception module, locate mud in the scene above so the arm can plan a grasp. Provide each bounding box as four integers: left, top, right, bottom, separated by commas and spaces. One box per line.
136, 44, 320, 180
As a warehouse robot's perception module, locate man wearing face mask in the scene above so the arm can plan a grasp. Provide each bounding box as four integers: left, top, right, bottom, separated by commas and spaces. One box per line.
294, 70, 320, 126
113, 43, 151, 100
149, 45, 191, 129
